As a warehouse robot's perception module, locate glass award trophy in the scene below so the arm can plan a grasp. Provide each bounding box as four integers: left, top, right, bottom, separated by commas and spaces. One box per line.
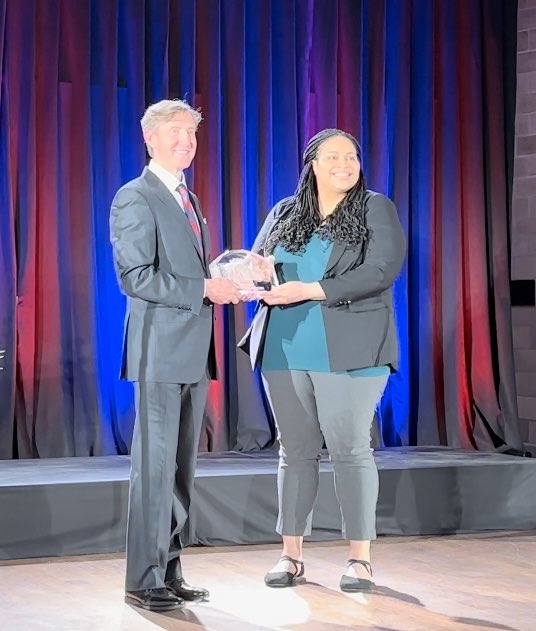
209, 249, 278, 295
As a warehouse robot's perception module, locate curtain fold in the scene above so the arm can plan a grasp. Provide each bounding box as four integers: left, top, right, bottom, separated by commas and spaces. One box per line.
0, 0, 523, 459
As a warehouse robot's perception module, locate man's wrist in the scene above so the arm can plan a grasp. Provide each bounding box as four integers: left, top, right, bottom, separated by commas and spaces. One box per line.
203, 279, 214, 306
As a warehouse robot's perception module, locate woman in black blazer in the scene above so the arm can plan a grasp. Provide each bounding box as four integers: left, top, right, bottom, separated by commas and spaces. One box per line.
240, 129, 406, 591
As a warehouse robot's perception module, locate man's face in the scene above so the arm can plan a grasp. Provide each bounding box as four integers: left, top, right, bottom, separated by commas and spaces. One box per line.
144, 112, 198, 173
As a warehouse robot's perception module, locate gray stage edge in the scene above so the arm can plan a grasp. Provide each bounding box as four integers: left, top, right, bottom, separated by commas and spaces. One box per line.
1, 447, 535, 560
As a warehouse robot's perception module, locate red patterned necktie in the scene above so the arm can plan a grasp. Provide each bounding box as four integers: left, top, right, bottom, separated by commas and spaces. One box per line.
176, 183, 203, 253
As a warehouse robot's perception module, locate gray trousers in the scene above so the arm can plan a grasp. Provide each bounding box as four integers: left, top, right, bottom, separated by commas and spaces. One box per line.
125, 377, 209, 592
262, 370, 388, 541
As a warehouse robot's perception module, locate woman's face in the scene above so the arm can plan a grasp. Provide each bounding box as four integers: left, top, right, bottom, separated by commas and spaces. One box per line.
311, 135, 361, 194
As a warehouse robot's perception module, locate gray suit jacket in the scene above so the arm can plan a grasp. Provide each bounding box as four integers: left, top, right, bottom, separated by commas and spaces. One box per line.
239, 191, 406, 372
110, 168, 216, 384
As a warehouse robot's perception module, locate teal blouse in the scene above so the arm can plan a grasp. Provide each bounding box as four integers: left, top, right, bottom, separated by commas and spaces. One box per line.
262, 234, 390, 376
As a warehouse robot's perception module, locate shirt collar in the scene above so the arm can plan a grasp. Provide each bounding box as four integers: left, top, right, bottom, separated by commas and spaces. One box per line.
148, 159, 186, 193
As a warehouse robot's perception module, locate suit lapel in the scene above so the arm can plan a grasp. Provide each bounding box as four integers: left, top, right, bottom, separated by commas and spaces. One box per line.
325, 192, 372, 275
188, 192, 211, 272
324, 242, 347, 276
142, 168, 207, 270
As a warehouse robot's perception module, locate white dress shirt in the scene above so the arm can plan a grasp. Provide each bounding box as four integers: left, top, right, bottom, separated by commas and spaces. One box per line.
148, 159, 187, 209
147, 160, 207, 297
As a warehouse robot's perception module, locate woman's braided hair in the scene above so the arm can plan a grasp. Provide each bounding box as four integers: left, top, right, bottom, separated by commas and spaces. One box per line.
264, 129, 369, 254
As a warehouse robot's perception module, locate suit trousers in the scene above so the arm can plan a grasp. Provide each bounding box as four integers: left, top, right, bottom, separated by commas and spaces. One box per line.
125, 376, 209, 592
262, 370, 388, 541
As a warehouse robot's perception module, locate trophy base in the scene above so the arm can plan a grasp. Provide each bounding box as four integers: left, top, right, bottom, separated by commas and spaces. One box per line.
253, 280, 271, 291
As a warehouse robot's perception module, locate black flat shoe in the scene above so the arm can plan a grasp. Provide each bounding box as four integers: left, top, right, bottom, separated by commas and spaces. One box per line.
340, 559, 374, 592
125, 587, 185, 611
166, 578, 210, 601
264, 555, 305, 588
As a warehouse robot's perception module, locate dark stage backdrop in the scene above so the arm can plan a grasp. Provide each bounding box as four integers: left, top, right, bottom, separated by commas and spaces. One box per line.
0, 0, 524, 459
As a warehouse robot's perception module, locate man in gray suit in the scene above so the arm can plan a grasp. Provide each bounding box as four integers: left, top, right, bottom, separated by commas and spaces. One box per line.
110, 99, 241, 612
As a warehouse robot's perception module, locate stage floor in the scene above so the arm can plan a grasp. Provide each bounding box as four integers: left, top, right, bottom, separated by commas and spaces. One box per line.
1, 447, 535, 560
1, 533, 535, 631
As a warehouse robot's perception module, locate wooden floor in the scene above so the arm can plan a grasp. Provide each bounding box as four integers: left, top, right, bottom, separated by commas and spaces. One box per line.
1, 532, 534, 631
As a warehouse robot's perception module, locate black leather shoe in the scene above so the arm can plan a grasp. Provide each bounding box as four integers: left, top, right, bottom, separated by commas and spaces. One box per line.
166, 578, 210, 602
264, 555, 305, 588
125, 587, 185, 611
340, 559, 374, 592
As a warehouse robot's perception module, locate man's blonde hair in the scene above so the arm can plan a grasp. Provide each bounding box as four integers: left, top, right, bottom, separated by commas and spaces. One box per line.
140, 99, 202, 157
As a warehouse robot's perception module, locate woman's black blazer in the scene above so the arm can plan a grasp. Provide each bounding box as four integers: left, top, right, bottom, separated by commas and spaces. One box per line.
239, 191, 407, 372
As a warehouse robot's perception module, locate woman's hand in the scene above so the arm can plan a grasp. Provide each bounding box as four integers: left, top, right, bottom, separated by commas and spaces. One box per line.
262, 281, 326, 305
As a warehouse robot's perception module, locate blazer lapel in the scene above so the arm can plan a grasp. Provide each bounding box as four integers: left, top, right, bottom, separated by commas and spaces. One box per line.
189, 192, 211, 273
324, 242, 347, 276
324, 192, 372, 276
142, 168, 206, 269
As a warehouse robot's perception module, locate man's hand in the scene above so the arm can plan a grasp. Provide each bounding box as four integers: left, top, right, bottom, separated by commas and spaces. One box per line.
262, 281, 326, 305
205, 278, 242, 304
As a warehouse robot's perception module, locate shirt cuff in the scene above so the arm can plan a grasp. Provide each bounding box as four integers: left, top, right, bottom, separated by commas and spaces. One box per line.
202, 279, 213, 306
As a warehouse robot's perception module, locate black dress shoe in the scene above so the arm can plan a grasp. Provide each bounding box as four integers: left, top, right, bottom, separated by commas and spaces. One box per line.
165, 578, 210, 601
340, 559, 375, 592
125, 587, 185, 611
264, 555, 305, 588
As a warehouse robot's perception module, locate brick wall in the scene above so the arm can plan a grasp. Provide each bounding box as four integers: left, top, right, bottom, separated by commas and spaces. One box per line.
513, 0, 536, 446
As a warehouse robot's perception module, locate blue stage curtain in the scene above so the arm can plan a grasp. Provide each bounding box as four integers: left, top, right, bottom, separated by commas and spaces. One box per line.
0, 0, 523, 458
